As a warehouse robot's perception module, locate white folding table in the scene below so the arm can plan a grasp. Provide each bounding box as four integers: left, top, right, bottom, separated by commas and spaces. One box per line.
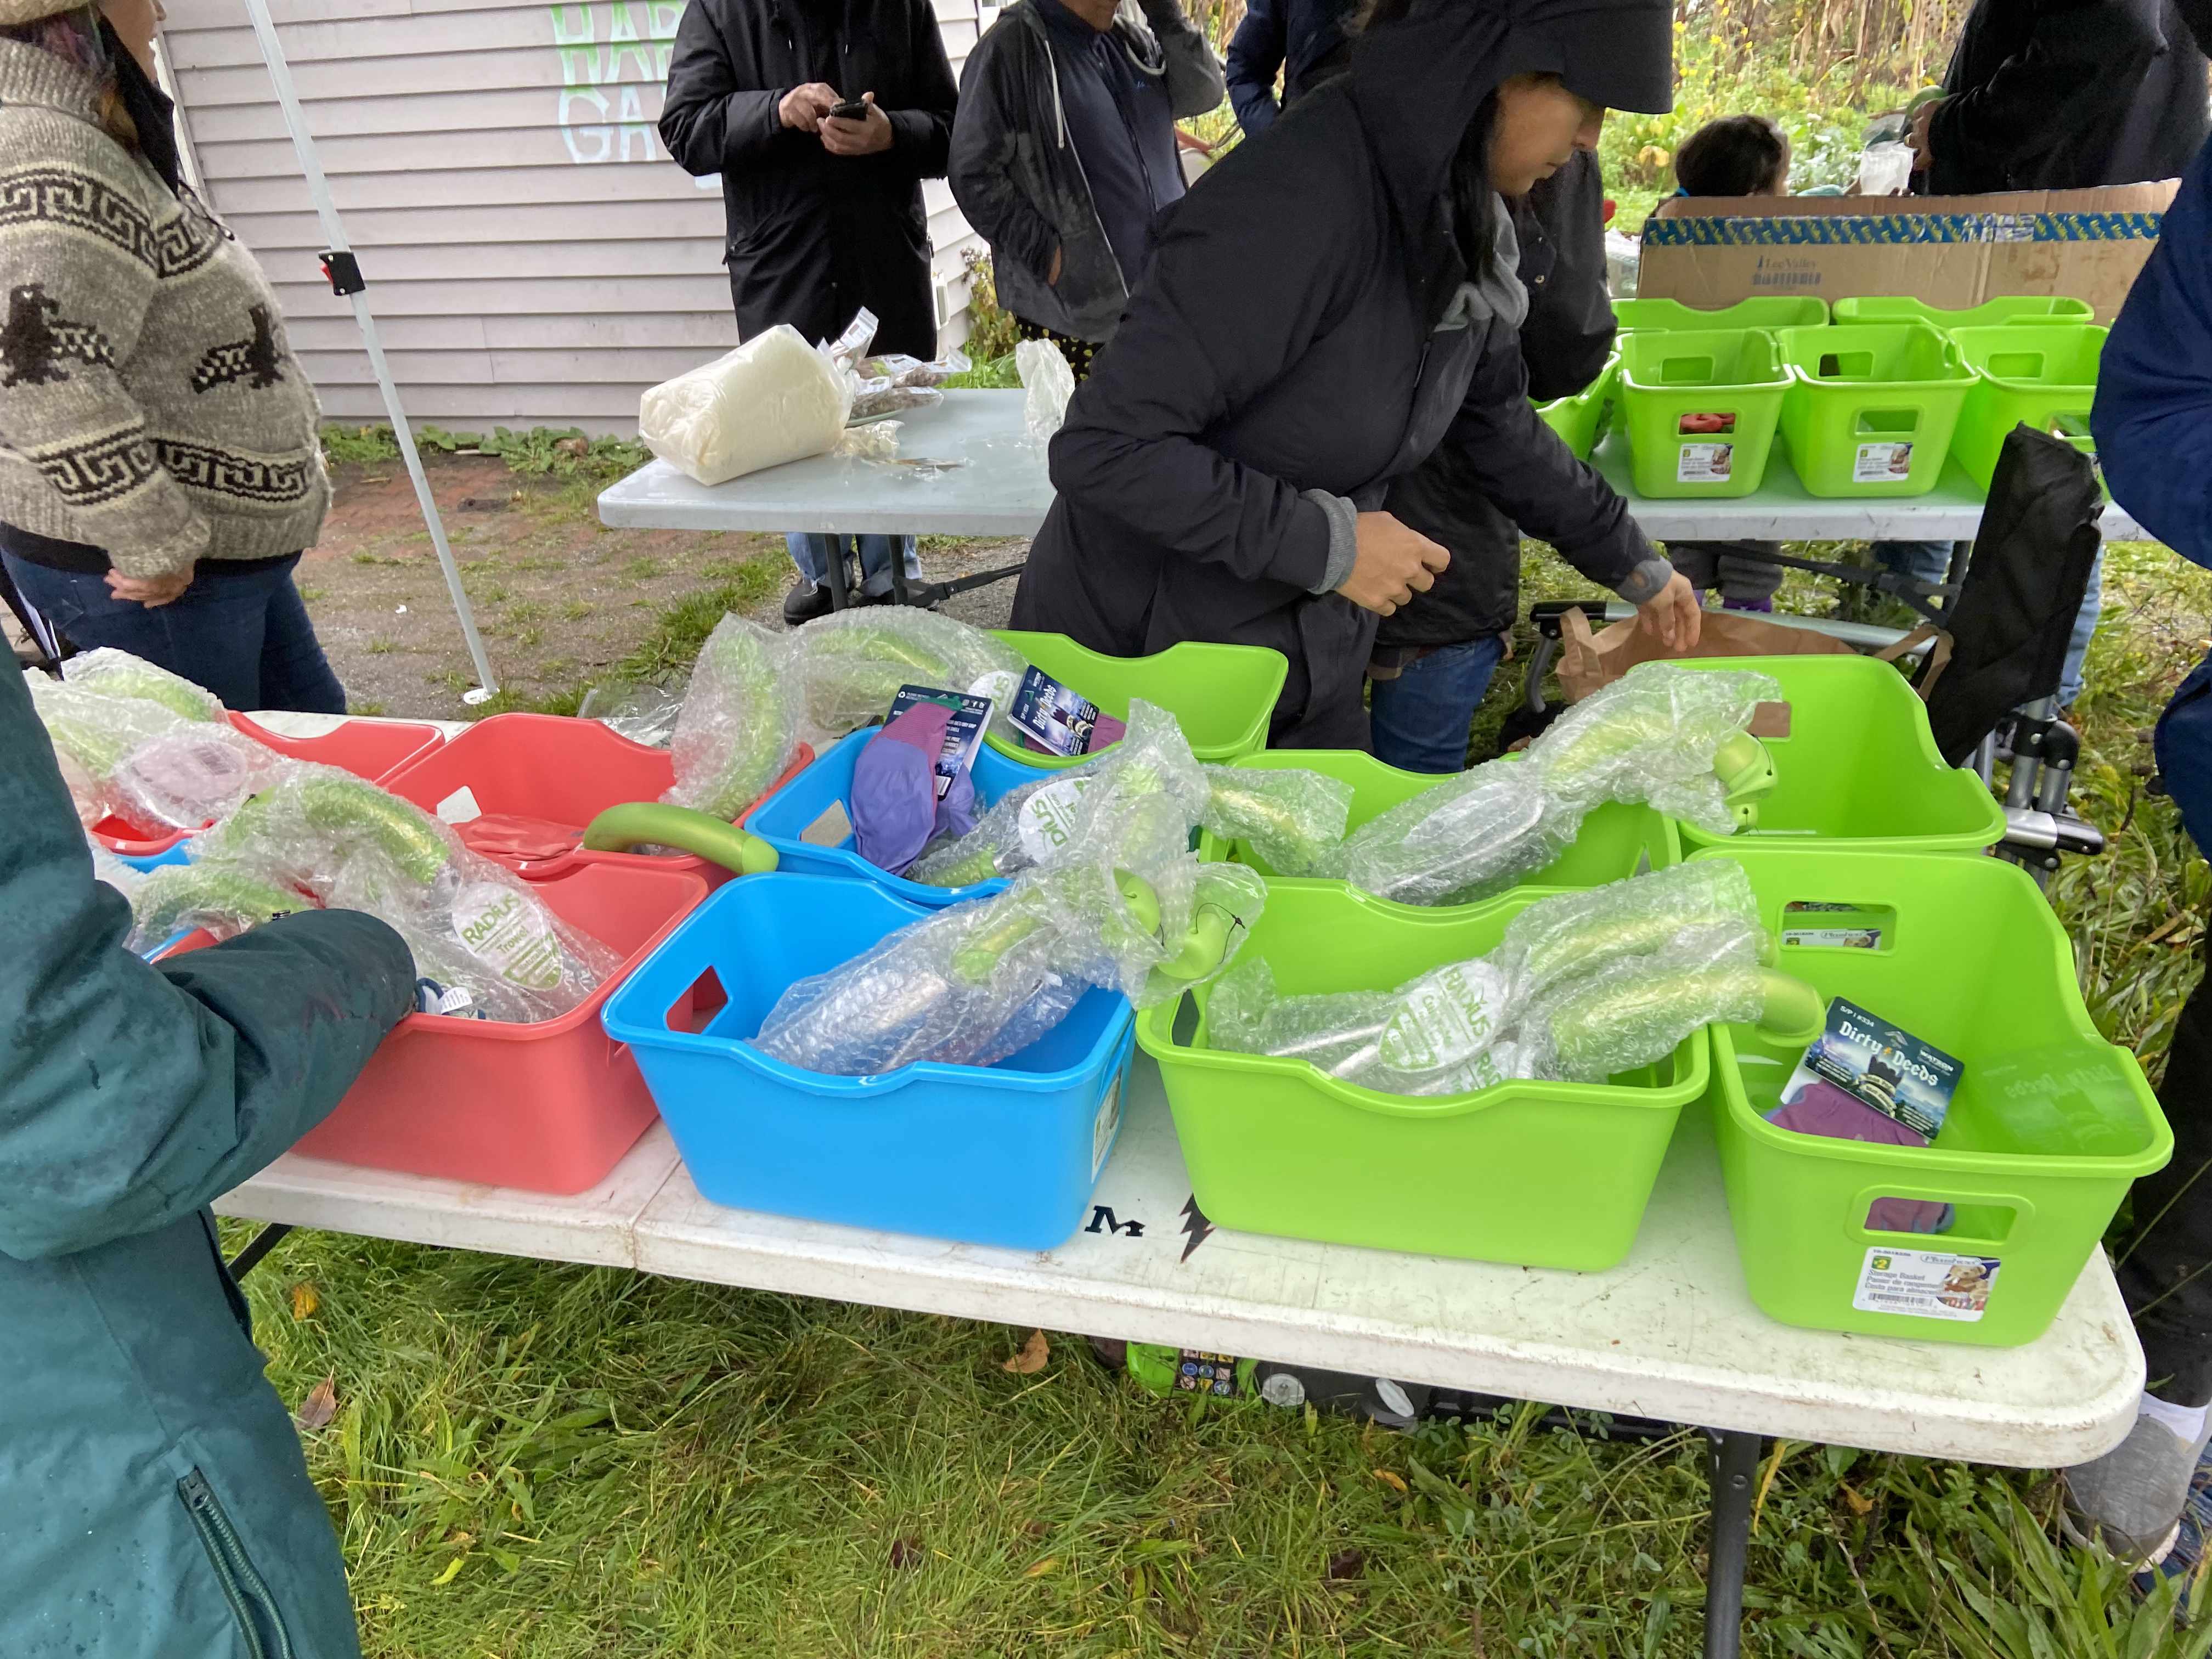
596, 390, 2148, 545
217, 1054, 2142, 1659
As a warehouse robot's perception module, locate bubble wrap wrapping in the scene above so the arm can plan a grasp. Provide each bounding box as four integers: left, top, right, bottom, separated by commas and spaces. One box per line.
1327, 662, 1779, 906
127, 865, 314, 953
1198, 765, 1355, 877
88, 835, 145, 899
663, 613, 800, 822
906, 702, 1207, 890
110, 723, 290, 832
60, 647, 225, 723
784, 607, 1028, 749
1203, 861, 1783, 1094
29, 676, 194, 784
191, 764, 618, 1021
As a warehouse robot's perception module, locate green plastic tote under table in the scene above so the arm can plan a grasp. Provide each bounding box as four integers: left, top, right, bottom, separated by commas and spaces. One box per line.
1774, 322, 1976, 497
1699, 848, 2168, 1347
987, 631, 1286, 770
1197, 747, 1679, 899
1136, 881, 1705, 1270
1617, 329, 1788, 499
1672, 655, 2005, 854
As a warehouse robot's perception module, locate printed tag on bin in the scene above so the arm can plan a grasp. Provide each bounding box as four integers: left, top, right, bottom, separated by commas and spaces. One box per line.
1852, 1247, 1999, 1322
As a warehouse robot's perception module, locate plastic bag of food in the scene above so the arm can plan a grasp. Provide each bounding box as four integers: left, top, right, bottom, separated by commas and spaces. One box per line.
858, 348, 972, 388
60, 648, 224, 722
638, 325, 856, 486
1017, 338, 1075, 445
663, 614, 799, 822
109, 723, 289, 832
849, 383, 943, 422
784, 606, 1027, 749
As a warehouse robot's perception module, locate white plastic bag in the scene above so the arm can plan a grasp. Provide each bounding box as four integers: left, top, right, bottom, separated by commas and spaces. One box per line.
1857, 142, 1915, 197
1016, 338, 1076, 445
638, 325, 856, 486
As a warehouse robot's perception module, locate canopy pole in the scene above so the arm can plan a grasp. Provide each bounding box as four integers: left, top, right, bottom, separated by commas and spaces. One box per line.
236, 0, 499, 701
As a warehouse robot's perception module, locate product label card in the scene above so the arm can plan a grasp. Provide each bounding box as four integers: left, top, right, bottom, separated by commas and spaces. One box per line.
1784, 996, 1963, 1138
1007, 665, 1102, 758
1015, 776, 1096, 863
1677, 441, 1736, 483
1092, 1063, 1125, 1178
1781, 927, 1884, 949
1176, 1351, 1242, 1396
887, 684, 991, 799
1853, 1247, 2000, 1321
1854, 441, 1915, 483
450, 882, 564, 990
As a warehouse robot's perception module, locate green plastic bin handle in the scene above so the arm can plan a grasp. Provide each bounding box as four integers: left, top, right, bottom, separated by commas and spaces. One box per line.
582, 803, 780, 877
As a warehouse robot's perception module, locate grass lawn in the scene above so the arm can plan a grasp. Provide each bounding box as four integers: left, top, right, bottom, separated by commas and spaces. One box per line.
232, 518, 2212, 1655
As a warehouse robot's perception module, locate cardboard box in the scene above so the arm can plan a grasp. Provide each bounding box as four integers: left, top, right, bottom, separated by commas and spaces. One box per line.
1637, 183, 2177, 323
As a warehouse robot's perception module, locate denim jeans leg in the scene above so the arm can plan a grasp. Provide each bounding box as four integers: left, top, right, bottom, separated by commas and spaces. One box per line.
1368, 636, 1508, 774
1868, 539, 1954, 586
855, 534, 924, 598
252, 557, 348, 714
783, 533, 838, 585
2059, 549, 2103, 709
2, 553, 274, 708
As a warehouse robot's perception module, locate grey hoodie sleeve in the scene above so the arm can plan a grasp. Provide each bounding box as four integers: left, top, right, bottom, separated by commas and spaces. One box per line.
1137, 0, 1228, 118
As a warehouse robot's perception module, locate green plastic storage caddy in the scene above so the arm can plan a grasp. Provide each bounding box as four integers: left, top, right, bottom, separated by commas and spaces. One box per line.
986, 631, 1286, 769
1671, 655, 2005, 854
1832, 295, 2096, 331
1775, 322, 1977, 497
1535, 355, 1617, 460
1701, 848, 2169, 1347
1197, 748, 1679, 898
1947, 325, 2107, 489
1614, 296, 1829, 332
1136, 881, 1706, 1269
1617, 329, 1789, 498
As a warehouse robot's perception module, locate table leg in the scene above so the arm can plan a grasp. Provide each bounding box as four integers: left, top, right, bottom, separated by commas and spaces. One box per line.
227, 1221, 295, 1281
1702, 1427, 1759, 1659
822, 537, 852, 612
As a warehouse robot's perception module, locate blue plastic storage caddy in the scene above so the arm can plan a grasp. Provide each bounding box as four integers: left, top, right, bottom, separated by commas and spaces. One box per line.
602, 873, 1136, 1249
747, 729, 1034, 908
119, 843, 193, 873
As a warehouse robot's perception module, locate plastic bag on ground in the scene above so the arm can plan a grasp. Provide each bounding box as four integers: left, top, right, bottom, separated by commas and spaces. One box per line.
60, 648, 224, 723
783, 606, 1027, 750
1198, 766, 1355, 877
663, 614, 799, 822
1016, 338, 1075, 445
638, 325, 856, 487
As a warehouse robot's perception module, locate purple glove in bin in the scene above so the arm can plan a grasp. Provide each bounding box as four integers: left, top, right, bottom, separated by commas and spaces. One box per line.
851, 703, 954, 876
1767, 1080, 1953, 1234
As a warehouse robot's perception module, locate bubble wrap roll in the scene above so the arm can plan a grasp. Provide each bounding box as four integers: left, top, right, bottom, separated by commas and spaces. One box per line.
1526, 661, 1780, 837
664, 613, 798, 822
1519, 919, 1768, 1084
1199, 765, 1355, 877
1328, 761, 1581, 908
785, 606, 1028, 749
1494, 857, 1760, 1005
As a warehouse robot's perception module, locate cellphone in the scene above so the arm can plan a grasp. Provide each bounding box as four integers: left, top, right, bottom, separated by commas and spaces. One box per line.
828, 97, 868, 121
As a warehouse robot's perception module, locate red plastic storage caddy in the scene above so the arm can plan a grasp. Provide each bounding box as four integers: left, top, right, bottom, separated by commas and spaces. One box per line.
289, 859, 709, 1192
379, 713, 808, 883
92, 712, 446, 856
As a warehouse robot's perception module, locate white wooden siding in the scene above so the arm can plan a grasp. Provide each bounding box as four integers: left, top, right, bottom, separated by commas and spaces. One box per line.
161, 0, 986, 435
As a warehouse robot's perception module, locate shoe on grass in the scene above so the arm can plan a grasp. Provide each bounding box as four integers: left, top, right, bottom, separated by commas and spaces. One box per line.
2061, 1396, 2212, 1566
782, 578, 834, 625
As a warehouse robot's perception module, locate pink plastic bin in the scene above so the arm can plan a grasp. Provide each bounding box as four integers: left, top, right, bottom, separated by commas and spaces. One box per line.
92, 712, 446, 856
167, 859, 709, 1193
379, 713, 809, 883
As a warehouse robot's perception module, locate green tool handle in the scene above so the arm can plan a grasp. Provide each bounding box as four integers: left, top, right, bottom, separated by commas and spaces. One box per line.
582, 803, 779, 877
1756, 969, 1827, 1044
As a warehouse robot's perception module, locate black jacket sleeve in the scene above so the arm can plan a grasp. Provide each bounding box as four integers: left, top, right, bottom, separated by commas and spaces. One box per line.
883, 0, 959, 179
1516, 151, 1616, 403
1046, 145, 1369, 592
950, 29, 1062, 285
1420, 326, 1654, 590
659, 2, 790, 178
1224, 0, 1286, 134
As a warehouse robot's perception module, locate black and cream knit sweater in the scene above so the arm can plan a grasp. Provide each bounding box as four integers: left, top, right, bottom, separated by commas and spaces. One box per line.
0, 40, 329, 579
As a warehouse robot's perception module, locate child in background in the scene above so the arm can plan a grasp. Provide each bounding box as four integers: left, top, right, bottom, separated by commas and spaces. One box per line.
1652, 114, 1794, 613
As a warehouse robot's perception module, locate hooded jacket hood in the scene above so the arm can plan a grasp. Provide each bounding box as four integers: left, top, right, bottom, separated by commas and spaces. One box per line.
1350, 0, 1671, 321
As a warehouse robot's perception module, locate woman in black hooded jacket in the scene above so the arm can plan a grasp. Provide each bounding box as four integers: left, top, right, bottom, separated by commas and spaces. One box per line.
1008, 0, 1695, 749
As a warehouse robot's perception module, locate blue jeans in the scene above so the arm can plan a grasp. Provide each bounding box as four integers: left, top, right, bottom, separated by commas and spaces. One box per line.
3, 551, 346, 714
784, 533, 922, 599
1870, 539, 2101, 707
1368, 636, 1507, 774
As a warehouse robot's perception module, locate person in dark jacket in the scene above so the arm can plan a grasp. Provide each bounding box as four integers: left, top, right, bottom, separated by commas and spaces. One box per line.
950, 0, 1224, 365
1367, 146, 1620, 771
1910, 0, 2208, 195
2064, 127, 2212, 1565
660, 0, 958, 618
1222, 0, 1356, 136
1009, 0, 1695, 752
0, 651, 416, 1656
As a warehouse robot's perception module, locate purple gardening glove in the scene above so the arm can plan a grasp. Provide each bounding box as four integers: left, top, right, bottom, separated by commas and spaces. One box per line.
851, 702, 955, 875
1767, 1079, 1952, 1234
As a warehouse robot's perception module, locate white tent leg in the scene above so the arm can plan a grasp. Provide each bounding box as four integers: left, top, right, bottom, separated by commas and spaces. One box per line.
237, 0, 499, 701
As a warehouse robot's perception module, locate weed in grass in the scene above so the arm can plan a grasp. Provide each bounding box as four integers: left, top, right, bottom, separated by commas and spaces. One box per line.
505, 555, 568, 574
622, 556, 667, 583
352, 552, 408, 567
560, 600, 592, 622
347, 699, 387, 716
469, 583, 512, 606
514, 627, 544, 650
426, 669, 470, 694
504, 600, 547, 627
320, 424, 400, 466
365, 639, 398, 656
297, 585, 326, 603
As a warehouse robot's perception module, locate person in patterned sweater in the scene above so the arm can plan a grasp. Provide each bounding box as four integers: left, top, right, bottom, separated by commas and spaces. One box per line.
0, 2, 346, 712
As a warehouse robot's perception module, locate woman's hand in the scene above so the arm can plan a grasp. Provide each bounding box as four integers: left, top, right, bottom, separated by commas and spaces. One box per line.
105, 567, 192, 608
1635, 570, 1703, 652
1338, 512, 1449, 617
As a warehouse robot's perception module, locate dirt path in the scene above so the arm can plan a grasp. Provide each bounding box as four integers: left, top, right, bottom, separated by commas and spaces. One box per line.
300, 455, 1024, 720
